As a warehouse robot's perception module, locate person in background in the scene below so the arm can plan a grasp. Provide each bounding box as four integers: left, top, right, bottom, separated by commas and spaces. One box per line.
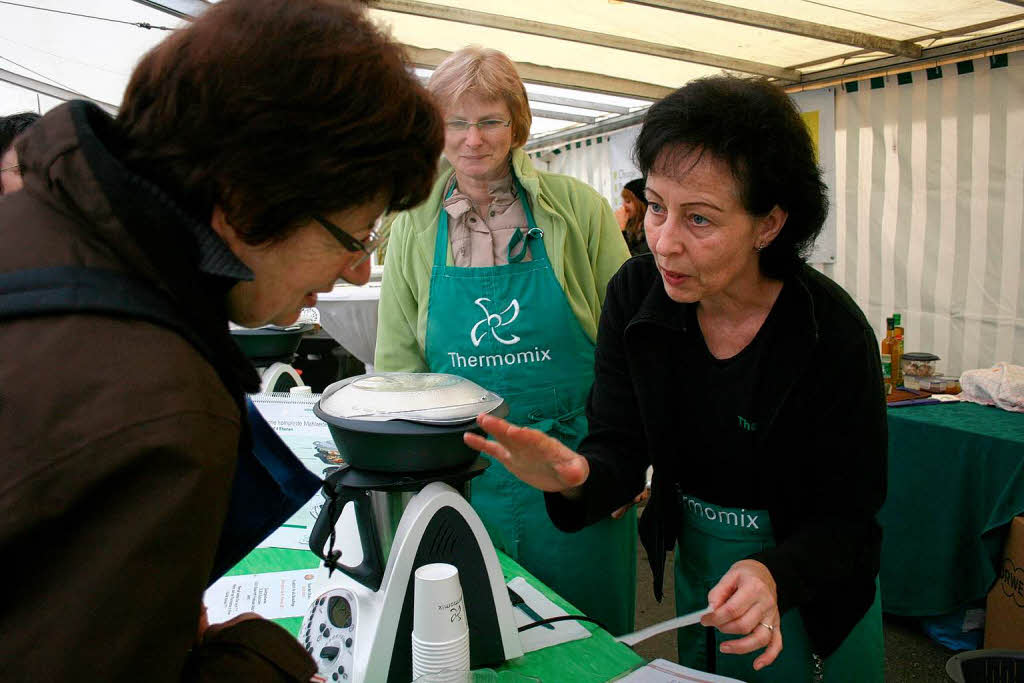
0, 1, 442, 680
0, 111, 41, 194
375, 46, 637, 636
615, 177, 650, 256
467, 75, 887, 681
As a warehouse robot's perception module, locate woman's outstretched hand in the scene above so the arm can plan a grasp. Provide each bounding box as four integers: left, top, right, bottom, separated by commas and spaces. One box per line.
464, 413, 589, 494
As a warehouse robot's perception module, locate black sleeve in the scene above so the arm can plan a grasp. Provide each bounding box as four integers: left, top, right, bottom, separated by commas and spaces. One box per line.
545, 268, 650, 531
751, 326, 888, 614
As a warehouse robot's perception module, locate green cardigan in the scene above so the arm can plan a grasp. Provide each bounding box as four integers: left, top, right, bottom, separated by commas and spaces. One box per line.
375, 148, 629, 371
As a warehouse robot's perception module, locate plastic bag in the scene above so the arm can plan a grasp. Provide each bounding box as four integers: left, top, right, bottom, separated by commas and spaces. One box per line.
959, 363, 1024, 413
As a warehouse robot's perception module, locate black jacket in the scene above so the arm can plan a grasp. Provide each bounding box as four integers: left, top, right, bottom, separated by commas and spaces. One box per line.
547, 254, 887, 657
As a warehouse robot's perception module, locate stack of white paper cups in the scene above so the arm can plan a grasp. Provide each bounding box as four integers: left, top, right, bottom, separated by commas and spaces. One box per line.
412, 563, 470, 680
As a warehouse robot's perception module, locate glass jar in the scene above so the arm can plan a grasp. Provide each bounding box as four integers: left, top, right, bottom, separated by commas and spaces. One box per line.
902, 352, 940, 377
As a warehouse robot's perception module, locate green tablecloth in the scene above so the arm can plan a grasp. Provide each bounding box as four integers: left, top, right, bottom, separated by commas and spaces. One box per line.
231, 547, 644, 682
879, 402, 1024, 616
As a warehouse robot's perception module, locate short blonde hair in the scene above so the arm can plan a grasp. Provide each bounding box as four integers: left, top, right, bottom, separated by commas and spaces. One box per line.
428, 46, 532, 149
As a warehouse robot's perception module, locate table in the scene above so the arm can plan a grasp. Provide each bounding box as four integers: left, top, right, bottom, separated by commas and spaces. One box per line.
316, 281, 382, 372
231, 547, 644, 682
878, 402, 1024, 616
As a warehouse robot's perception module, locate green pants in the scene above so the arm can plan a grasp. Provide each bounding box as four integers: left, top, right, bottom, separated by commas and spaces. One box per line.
674, 494, 884, 682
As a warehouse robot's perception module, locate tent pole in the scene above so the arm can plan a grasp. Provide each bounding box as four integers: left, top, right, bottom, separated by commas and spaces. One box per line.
0, 68, 118, 115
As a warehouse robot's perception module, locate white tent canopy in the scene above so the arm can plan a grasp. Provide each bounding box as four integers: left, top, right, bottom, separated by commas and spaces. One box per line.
2, 0, 1022, 140
0, 1, 185, 113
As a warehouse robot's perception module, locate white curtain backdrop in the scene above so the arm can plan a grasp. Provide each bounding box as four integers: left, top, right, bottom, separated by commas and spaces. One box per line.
536, 133, 618, 207
824, 53, 1024, 375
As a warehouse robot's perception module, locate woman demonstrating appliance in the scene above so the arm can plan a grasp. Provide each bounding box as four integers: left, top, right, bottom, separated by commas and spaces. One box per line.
0, 1, 442, 680
374, 46, 637, 636
467, 76, 887, 682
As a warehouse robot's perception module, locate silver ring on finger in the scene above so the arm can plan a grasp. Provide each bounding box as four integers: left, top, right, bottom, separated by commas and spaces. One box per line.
759, 622, 775, 633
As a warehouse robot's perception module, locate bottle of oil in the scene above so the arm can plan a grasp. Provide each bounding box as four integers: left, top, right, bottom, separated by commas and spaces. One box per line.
892, 313, 904, 386
881, 317, 894, 394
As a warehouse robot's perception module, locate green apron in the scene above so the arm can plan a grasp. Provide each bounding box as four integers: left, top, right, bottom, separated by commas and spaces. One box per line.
674, 494, 884, 682
423, 175, 637, 635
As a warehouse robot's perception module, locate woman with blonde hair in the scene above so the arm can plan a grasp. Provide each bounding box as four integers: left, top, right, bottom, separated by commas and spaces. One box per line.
375, 46, 637, 635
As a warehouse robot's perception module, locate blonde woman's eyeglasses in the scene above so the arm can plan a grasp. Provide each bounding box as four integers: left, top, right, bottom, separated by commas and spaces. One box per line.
445, 119, 511, 133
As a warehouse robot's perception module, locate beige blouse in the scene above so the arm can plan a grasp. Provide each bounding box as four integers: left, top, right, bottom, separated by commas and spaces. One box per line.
443, 173, 530, 267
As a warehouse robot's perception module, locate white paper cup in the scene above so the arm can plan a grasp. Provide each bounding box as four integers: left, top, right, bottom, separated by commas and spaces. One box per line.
413, 649, 470, 666
412, 630, 469, 677
413, 563, 468, 643
409, 643, 468, 663
412, 648, 470, 668
412, 652, 470, 681
411, 637, 469, 679
412, 649, 469, 663
412, 632, 469, 651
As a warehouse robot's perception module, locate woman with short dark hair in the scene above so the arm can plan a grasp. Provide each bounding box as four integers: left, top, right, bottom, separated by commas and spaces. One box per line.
0, 1, 442, 680
468, 76, 887, 682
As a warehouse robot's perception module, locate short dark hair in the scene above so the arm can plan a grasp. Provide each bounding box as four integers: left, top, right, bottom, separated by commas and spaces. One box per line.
116, 0, 443, 244
0, 112, 41, 156
634, 76, 828, 278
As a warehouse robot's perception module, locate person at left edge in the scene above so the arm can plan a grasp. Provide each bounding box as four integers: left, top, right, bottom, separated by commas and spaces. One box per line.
616, 177, 650, 257
0, 111, 40, 194
0, 1, 443, 680
374, 46, 637, 635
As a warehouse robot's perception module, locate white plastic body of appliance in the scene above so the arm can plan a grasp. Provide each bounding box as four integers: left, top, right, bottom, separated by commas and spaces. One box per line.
257, 361, 304, 394
300, 482, 524, 683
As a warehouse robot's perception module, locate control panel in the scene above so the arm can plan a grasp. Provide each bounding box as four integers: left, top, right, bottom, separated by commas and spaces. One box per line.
301, 588, 357, 681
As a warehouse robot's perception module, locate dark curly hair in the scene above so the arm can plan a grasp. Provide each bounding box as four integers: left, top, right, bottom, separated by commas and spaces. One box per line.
116, 0, 443, 244
634, 75, 828, 278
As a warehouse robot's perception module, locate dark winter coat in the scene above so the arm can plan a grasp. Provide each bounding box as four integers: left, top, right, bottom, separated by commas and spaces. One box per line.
0, 101, 315, 682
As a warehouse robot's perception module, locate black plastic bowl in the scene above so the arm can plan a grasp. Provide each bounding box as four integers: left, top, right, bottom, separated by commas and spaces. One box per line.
313, 382, 508, 473
230, 323, 314, 363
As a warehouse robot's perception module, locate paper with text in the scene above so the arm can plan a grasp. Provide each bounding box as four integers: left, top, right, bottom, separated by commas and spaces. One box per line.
250, 393, 337, 550
204, 569, 319, 622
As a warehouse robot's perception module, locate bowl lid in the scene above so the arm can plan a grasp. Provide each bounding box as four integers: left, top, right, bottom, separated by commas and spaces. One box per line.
903, 352, 940, 361
319, 372, 503, 425
228, 322, 314, 336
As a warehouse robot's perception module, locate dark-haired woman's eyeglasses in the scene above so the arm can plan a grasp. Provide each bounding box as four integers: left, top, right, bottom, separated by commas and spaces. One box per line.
312, 214, 382, 266
0, 163, 20, 194
445, 119, 511, 134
